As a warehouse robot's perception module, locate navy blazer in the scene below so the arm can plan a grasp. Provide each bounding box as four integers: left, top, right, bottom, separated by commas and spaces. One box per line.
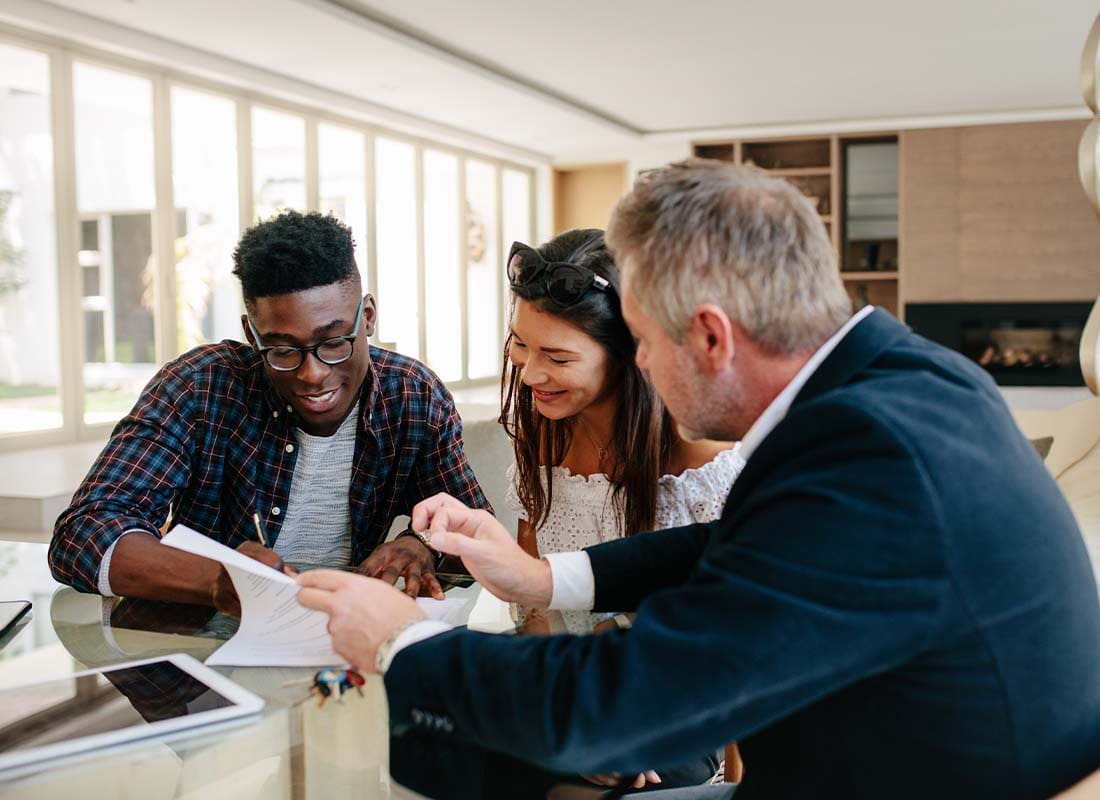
386, 309, 1100, 799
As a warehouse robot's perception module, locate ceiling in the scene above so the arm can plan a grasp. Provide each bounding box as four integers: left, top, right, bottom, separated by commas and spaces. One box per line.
15, 0, 1100, 161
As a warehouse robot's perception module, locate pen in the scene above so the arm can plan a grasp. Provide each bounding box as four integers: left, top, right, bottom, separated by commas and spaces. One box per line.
252, 512, 269, 548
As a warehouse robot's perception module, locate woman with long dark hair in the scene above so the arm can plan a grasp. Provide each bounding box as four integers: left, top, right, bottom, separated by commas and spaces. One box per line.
500, 228, 744, 790
501, 227, 744, 632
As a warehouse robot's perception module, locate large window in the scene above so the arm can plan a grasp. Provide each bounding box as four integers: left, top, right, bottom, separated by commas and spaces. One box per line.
0, 44, 59, 435
501, 168, 533, 330
73, 62, 158, 426
252, 107, 306, 219
319, 123, 368, 289
465, 160, 500, 380
423, 149, 462, 382
374, 137, 419, 358
0, 30, 538, 450
171, 87, 240, 350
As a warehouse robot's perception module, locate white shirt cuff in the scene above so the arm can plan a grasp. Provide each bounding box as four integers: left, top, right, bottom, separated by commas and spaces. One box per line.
546, 551, 596, 611
380, 620, 453, 674
97, 529, 151, 597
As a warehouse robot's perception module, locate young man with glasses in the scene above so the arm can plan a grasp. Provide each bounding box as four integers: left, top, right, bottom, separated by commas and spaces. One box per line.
50, 211, 489, 615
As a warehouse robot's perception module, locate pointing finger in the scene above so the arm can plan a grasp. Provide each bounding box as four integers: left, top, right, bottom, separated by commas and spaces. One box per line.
411, 493, 462, 531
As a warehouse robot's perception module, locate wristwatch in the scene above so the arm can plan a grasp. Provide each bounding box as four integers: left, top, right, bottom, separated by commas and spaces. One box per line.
397, 526, 445, 567
375, 618, 424, 674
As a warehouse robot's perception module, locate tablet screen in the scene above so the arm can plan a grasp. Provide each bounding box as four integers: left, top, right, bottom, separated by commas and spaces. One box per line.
0, 662, 236, 756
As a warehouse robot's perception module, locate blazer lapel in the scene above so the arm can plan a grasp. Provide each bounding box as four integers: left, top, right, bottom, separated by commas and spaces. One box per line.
791, 308, 909, 409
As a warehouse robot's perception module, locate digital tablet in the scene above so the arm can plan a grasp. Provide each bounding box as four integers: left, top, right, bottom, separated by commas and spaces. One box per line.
0, 601, 31, 638
0, 653, 264, 776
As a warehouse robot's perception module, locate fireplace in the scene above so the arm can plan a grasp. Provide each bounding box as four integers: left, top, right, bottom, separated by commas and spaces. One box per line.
905, 303, 1093, 387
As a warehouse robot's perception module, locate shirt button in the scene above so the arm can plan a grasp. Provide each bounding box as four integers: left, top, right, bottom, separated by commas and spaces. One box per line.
272, 507, 281, 516
286, 404, 292, 412
285, 444, 294, 453
273, 411, 279, 418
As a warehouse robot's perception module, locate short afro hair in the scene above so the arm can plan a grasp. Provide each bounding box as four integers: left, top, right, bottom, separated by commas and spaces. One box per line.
233, 210, 359, 303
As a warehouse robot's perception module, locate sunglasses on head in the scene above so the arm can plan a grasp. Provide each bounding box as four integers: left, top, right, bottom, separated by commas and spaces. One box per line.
507, 241, 610, 308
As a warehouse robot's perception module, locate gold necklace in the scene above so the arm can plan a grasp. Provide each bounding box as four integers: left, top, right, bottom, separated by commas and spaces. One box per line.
575, 417, 612, 467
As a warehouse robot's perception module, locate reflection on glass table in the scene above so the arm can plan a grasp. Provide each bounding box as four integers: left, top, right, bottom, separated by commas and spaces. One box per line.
0, 656, 259, 783
0, 541, 511, 798
0, 544, 387, 799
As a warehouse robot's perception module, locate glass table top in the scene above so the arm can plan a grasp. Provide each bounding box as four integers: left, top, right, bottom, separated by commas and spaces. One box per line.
0, 541, 497, 799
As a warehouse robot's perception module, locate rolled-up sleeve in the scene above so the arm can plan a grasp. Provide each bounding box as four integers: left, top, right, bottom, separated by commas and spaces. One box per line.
49, 366, 197, 593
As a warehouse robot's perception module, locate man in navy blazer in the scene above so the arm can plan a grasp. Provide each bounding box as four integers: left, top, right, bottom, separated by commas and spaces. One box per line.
298, 161, 1100, 799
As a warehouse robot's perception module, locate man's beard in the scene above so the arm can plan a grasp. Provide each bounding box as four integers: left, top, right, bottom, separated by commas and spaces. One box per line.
669, 357, 747, 443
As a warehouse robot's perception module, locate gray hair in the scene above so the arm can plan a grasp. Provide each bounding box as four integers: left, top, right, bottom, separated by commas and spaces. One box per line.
606, 159, 852, 353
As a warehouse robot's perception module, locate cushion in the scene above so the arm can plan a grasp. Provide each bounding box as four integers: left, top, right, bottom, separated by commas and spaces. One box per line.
1030, 436, 1055, 460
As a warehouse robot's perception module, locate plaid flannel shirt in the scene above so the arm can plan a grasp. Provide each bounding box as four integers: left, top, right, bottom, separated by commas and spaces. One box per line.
50, 341, 490, 593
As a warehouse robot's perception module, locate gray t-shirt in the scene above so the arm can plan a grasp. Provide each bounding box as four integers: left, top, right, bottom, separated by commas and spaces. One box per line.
97, 405, 359, 595
273, 403, 359, 568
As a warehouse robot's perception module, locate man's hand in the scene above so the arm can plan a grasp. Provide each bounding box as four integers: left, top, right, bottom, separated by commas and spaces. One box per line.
583, 771, 661, 789
296, 570, 427, 673
357, 536, 444, 600
210, 541, 295, 617
411, 493, 552, 608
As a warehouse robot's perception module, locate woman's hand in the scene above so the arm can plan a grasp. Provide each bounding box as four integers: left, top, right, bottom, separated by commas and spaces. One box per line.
411, 493, 553, 608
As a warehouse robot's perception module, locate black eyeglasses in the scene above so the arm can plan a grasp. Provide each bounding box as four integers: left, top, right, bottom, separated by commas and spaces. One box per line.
507, 241, 610, 307
247, 298, 364, 372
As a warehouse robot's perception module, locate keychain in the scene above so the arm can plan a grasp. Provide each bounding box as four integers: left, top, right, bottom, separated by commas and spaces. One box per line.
284, 667, 366, 707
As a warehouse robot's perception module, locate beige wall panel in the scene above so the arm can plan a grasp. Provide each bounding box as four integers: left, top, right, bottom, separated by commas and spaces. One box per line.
902, 121, 1100, 304
900, 127, 961, 301
553, 163, 628, 235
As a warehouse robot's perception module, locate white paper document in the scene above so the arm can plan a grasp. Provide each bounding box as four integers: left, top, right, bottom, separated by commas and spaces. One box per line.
160, 525, 472, 667
162, 525, 343, 667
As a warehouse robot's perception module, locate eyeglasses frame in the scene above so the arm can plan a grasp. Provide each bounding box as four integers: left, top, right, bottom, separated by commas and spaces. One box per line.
247, 297, 365, 372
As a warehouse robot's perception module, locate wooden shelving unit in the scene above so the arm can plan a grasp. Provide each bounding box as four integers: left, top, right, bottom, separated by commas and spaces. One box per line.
693, 133, 901, 319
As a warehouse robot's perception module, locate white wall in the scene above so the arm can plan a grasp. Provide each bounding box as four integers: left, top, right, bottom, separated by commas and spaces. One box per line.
623, 141, 694, 185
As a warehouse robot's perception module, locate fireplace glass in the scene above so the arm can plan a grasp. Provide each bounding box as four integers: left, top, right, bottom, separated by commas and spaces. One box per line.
906, 303, 1092, 386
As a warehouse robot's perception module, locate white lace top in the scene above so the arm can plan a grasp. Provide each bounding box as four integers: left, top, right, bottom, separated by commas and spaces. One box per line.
505, 443, 746, 633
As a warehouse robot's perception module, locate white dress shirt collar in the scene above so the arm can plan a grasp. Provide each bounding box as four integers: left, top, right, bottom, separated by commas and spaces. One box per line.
737, 305, 875, 464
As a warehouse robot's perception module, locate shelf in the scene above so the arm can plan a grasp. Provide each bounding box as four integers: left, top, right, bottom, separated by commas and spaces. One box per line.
841, 271, 898, 281
694, 143, 734, 162
762, 166, 832, 177
692, 132, 900, 320
740, 139, 831, 171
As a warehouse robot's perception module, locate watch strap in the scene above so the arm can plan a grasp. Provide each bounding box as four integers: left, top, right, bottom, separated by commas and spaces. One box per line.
374, 618, 425, 674
397, 526, 445, 567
